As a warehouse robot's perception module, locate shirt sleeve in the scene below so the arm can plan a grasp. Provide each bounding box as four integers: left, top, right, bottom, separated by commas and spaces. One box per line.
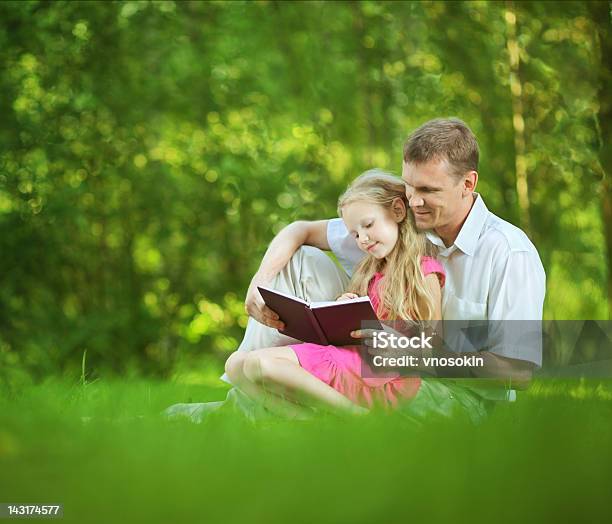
488, 249, 546, 320
326, 218, 365, 276
486, 248, 546, 366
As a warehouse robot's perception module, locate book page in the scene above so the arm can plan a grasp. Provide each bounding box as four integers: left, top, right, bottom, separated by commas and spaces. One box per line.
311, 296, 371, 308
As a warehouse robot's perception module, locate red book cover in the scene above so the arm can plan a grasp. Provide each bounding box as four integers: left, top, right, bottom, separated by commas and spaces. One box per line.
258, 286, 382, 346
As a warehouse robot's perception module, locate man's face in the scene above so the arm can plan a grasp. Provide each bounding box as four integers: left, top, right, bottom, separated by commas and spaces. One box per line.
401, 159, 465, 232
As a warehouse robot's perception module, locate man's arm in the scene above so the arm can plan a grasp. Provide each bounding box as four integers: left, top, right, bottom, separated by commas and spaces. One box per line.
469, 352, 535, 388
434, 248, 541, 386
353, 268, 537, 387
483, 246, 545, 386
245, 220, 330, 328
355, 333, 536, 388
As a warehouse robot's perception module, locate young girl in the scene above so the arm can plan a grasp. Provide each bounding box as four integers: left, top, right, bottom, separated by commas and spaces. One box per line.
225, 170, 444, 416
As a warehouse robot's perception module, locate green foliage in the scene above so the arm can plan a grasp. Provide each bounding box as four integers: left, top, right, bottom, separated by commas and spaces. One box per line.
0, 379, 611, 523
0, 1, 609, 378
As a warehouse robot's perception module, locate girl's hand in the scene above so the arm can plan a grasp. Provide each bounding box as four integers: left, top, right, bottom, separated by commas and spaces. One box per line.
336, 293, 359, 302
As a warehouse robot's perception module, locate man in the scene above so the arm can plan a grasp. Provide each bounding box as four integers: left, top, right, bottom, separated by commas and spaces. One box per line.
248, 118, 543, 364
236, 117, 544, 409
168, 117, 545, 421
399, 118, 545, 385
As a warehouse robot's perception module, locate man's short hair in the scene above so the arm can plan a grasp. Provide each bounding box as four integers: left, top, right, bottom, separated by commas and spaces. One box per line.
403, 118, 479, 179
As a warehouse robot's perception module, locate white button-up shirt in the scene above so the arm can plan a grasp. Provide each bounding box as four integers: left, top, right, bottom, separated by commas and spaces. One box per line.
327, 193, 546, 366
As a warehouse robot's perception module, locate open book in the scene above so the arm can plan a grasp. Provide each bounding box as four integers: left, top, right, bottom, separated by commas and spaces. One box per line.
258, 286, 383, 346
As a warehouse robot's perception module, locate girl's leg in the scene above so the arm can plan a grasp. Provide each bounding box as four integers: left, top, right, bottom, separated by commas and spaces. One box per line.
225, 351, 315, 419
240, 347, 368, 416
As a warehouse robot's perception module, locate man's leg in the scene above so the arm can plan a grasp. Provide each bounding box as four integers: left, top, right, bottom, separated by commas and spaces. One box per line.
165, 246, 350, 422
221, 245, 350, 382
218, 246, 350, 418
398, 379, 491, 425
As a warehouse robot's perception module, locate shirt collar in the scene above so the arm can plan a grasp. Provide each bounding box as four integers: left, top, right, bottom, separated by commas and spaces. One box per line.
425, 193, 489, 257
425, 230, 445, 248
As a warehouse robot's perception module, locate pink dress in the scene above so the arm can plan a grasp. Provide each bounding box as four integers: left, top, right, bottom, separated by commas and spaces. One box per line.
290, 256, 445, 409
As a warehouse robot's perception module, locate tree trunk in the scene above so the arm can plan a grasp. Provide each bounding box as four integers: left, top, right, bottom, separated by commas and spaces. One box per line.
351, 2, 375, 165
587, 1, 612, 319
505, 2, 531, 234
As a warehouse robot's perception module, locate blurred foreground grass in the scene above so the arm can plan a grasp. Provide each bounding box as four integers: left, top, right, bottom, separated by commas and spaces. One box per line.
1, 378, 611, 524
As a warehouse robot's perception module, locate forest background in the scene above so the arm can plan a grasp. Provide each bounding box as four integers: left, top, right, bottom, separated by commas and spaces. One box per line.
1, 0, 610, 383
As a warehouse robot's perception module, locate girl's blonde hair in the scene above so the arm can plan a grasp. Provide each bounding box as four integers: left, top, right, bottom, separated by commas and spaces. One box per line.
338, 169, 437, 321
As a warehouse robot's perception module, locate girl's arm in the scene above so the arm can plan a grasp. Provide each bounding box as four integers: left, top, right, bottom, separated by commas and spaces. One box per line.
350, 274, 443, 354
421, 273, 443, 321
420, 274, 443, 351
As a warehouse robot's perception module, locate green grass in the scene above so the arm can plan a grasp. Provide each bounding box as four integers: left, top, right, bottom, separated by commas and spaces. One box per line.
1, 377, 611, 524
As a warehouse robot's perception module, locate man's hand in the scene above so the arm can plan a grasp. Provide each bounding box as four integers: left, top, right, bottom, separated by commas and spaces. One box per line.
336, 292, 359, 301
245, 277, 285, 330
243, 220, 330, 330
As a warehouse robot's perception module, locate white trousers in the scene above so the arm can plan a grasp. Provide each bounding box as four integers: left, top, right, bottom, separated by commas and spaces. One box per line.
165, 246, 349, 422
220, 246, 349, 382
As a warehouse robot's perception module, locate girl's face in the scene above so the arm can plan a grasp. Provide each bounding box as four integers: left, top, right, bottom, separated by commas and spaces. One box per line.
342, 199, 406, 259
